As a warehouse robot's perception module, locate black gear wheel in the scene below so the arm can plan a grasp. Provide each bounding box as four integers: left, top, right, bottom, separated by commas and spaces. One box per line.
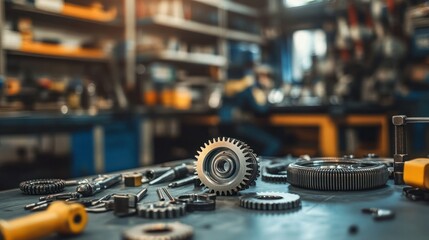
19, 179, 65, 195
122, 222, 193, 240
287, 159, 389, 191
195, 137, 259, 196
239, 192, 301, 211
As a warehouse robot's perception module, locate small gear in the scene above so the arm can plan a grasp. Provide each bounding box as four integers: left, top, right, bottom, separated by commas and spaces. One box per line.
261, 167, 288, 183
195, 137, 259, 196
122, 222, 193, 240
287, 159, 389, 191
176, 193, 216, 211
239, 192, 301, 210
137, 202, 186, 219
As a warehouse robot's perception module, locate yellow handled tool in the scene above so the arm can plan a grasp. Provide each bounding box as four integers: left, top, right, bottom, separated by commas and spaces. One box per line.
0, 201, 88, 240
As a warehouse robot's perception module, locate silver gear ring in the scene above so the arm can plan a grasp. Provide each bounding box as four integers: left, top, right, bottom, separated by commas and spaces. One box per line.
195, 137, 259, 196
122, 222, 193, 240
137, 202, 186, 219
239, 192, 301, 210
261, 167, 288, 183
287, 159, 389, 191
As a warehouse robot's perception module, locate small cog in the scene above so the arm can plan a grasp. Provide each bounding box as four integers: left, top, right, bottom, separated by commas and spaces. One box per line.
239, 192, 301, 211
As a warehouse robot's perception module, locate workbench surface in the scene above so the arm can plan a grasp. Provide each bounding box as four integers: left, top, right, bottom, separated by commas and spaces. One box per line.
0, 161, 428, 240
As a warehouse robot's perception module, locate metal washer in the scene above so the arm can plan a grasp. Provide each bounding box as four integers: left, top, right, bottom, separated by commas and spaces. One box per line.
138, 202, 186, 219
122, 222, 193, 240
239, 192, 301, 211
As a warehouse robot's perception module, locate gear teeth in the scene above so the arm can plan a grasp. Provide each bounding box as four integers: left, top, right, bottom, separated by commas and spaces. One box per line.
287, 159, 389, 191
195, 137, 259, 196
239, 192, 301, 211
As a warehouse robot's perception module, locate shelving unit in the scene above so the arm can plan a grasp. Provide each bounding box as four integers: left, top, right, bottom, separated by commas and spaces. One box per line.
7, 2, 123, 27
137, 50, 226, 67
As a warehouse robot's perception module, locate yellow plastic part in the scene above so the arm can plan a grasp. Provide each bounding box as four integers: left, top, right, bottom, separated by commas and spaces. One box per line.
404, 158, 429, 189
0, 201, 88, 240
62, 2, 117, 22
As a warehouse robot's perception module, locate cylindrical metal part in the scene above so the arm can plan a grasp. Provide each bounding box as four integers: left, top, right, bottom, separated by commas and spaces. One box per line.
156, 188, 165, 201
394, 125, 406, 155
136, 188, 148, 202
0, 202, 87, 240
99, 174, 122, 189
162, 188, 175, 202
168, 175, 198, 188
144, 167, 171, 180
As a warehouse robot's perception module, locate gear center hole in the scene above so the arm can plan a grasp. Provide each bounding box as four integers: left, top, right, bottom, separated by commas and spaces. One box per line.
256, 195, 283, 200
216, 159, 231, 174
144, 227, 172, 235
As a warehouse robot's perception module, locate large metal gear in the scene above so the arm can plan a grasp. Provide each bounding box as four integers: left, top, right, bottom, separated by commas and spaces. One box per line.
287, 159, 389, 191
137, 202, 186, 219
239, 192, 301, 210
195, 137, 259, 196
122, 222, 193, 240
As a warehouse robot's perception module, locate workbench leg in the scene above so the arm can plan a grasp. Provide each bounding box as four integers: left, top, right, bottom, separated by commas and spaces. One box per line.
320, 118, 338, 156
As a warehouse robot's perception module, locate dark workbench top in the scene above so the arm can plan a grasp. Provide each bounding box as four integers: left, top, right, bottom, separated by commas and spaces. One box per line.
0, 159, 428, 240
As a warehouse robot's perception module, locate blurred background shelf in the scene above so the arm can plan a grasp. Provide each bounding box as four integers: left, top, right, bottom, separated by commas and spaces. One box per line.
6, 49, 110, 63
6, 2, 123, 27
137, 50, 226, 66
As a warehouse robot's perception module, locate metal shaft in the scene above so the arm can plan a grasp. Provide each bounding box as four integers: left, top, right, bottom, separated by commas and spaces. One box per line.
168, 175, 197, 188
136, 188, 148, 202
156, 188, 165, 201
162, 188, 175, 203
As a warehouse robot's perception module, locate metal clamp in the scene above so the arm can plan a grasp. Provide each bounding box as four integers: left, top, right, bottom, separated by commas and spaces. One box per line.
392, 115, 429, 185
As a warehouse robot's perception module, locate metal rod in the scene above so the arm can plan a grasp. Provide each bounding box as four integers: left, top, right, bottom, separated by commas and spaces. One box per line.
405, 117, 429, 123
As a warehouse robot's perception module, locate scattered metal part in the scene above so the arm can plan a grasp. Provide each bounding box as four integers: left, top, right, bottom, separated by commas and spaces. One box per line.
362, 208, 395, 221
136, 188, 149, 202
39, 192, 82, 201
391, 116, 429, 184
162, 188, 176, 203
91, 194, 113, 206
287, 159, 389, 191
76, 174, 122, 197
195, 137, 259, 196
169, 175, 198, 188
137, 202, 186, 219
19, 179, 65, 195
149, 164, 189, 185
64, 179, 90, 186
122, 222, 193, 240
114, 194, 137, 217
194, 178, 202, 189
403, 187, 429, 201
348, 225, 359, 235
261, 161, 289, 183
176, 193, 216, 211
157, 188, 165, 201
24, 200, 50, 210
145, 167, 172, 180
123, 172, 143, 187
239, 192, 301, 211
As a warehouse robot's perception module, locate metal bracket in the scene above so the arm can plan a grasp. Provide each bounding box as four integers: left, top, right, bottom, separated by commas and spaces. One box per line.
392, 115, 429, 184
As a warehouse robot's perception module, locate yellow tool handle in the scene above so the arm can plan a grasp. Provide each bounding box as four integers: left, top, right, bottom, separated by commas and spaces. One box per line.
0, 201, 88, 240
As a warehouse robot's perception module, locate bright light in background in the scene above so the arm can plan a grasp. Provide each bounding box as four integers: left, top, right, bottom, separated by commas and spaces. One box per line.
284, 0, 323, 8
292, 29, 327, 81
